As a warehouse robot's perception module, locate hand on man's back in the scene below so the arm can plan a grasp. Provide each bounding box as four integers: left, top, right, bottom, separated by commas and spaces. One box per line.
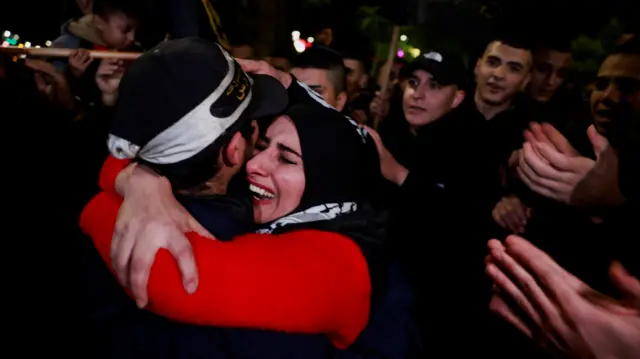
111, 164, 214, 308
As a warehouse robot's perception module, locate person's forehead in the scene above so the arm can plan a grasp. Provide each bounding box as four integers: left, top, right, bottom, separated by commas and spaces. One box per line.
291, 67, 330, 84
598, 53, 640, 80
108, 12, 136, 25
486, 41, 531, 64
266, 116, 300, 149
343, 58, 363, 71
411, 68, 434, 80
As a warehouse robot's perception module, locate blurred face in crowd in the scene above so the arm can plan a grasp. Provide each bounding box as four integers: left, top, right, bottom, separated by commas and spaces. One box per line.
402, 69, 465, 129
529, 48, 573, 102
246, 116, 305, 224
315, 28, 334, 46
591, 52, 640, 134
344, 58, 368, 98
475, 41, 532, 106
95, 11, 137, 50
290, 67, 347, 111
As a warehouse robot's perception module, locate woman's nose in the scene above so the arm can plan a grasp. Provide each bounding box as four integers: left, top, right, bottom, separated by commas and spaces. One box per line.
246, 149, 276, 176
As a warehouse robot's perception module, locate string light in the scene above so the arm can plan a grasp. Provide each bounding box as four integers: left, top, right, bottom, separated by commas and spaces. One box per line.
409, 48, 421, 57
3, 30, 10, 37
397, 49, 405, 58
291, 31, 300, 41
25, 41, 31, 48
45, 40, 52, 47
307, 37, 314, 43
400, 34, 408, 42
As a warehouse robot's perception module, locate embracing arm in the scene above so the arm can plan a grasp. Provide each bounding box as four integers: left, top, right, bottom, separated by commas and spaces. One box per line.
79, 192, 372, 348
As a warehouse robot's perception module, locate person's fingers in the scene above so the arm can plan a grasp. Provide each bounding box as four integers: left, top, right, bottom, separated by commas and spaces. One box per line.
529, 122, 553, 147
128, 241, 159, 308
519, 146, 571, 199
486, 262, 543, 327
609, 261, 640, 308
97, 64, 118, 75
487, 239, 505, 252
536, 142, 596, 176
540, 123, 578, 156
167, 235, 198, 295
522, 143, 576, 186
523, 129, 537, 144
236, 58, 265, 74
186, 215, 215, 240
504, 235, 584, 306
111, 222, 137, 288
489, 294, 534, 339
587, 124, 610, 157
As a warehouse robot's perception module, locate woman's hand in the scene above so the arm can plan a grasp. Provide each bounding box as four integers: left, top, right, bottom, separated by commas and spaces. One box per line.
111, 163, 214, 308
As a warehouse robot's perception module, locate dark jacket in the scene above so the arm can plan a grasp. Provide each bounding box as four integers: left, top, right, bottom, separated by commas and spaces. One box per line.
390, 104, 501, 353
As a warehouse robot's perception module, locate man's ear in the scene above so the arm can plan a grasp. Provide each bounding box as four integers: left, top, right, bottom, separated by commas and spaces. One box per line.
474, 58, 482, 78
452, 90, 466, 109
520, 73, 532, 91
224, 132, 246, 167
335, 91, 348, 112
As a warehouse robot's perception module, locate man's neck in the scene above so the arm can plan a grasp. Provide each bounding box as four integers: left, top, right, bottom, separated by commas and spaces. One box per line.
474, 90, 512, 121
186, 170, 232, 197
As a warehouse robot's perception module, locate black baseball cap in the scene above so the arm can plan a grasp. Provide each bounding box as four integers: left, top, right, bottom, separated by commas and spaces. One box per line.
400, 50, 467, 88
107, 37, 288, 166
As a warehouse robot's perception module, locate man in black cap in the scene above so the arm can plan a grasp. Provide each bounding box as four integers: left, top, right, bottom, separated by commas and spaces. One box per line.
81, 37, 289, 358
367, 49, 501, 352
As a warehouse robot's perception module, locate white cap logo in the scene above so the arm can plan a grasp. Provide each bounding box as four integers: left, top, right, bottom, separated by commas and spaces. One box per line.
424, 52, 443, 63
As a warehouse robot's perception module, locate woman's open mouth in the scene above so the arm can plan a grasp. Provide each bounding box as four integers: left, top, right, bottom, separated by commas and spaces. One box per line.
249, 183, 276, 202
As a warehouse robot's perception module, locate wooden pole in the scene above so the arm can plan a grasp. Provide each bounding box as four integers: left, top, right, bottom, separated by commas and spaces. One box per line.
373, 25, 400, 130
0, 46, 141, 60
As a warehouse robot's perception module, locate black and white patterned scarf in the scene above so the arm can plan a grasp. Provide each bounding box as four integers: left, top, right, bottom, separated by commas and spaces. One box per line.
256, 202, 358, 234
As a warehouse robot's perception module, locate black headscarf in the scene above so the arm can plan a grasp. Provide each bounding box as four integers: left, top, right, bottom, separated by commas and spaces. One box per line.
256, 104, 388, 297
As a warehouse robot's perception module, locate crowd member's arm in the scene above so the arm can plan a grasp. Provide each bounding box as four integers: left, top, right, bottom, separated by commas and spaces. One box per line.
486, 236, 640, 359
79, 192, 372, 349
236, 59, 347, 111
24, 59, 75, 111
518, 124, 626, 209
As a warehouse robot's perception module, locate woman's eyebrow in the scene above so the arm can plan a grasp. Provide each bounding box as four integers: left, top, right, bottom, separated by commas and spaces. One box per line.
277, 143, 301, 158
259, 134, 301, 158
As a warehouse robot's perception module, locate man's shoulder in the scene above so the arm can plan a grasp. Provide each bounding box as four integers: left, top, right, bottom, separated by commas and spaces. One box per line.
178, 194, 254, 240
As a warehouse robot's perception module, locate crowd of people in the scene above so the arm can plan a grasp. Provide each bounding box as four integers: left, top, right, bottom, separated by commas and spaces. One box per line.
3, 0, 639, 358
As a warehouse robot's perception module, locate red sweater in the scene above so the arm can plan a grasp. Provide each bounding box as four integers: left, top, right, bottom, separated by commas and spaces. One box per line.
79, 156, 372, 348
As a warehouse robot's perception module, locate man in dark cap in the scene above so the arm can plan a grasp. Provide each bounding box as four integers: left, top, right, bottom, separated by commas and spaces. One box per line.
367, 49, 502, 352
80, 37, 289, 358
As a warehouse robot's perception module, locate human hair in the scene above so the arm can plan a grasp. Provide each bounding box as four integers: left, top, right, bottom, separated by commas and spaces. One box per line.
292, 46, 347, 94
141, 119, 255, 191
611, 34, 640, 55
534, 36, 573, 54
93, 0, 142, 21
488, 35, 533, 53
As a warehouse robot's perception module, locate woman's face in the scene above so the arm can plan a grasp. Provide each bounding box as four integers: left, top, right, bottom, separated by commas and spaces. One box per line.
246, 116, 306, 224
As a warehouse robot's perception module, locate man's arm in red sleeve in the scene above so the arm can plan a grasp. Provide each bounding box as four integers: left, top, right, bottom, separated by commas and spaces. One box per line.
99, 155, 130, 194
80, 192, 372, 349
